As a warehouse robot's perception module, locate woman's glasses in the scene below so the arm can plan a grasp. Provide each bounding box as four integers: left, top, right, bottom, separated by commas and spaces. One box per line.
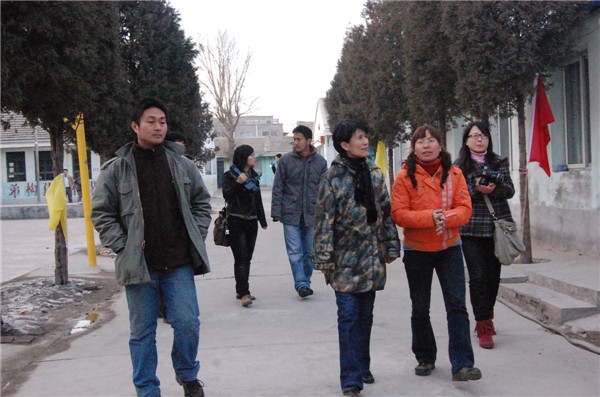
468, 133, 489, 141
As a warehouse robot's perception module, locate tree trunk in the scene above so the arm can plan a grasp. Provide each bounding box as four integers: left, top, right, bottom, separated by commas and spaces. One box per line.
49, 124, 70, 283
516, 97, 533, 263
54, 225, 69, 285
387, 145, 395, 186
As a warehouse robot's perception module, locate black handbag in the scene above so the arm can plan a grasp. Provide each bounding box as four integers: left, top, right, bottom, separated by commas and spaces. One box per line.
213, 206, 230, 247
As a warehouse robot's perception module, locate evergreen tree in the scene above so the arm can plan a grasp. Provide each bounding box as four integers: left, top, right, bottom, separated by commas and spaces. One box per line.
119, 1, 213, 164
442, 1, 585, 262
401, 1, 458, 145
1, 1, 115, 284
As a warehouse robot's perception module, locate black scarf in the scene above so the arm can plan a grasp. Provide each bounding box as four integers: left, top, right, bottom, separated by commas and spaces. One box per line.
342, 155, 377, 224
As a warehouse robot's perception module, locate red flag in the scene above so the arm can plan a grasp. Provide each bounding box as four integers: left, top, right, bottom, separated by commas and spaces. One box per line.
528, 75, 554, 176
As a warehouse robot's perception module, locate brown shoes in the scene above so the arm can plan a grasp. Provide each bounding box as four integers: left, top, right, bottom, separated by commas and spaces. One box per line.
240, 295, 253, 306
415, 362, 435, 376
452, 367, 482, 381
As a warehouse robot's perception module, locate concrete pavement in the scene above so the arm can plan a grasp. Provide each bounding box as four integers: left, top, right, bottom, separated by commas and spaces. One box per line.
1, 190, 599, 396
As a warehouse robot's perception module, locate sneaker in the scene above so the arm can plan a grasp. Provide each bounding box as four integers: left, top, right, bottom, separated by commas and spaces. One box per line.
362, 371, 375, 384
236, 293, 256, 300
176, 375, 205, 397
452, 367, 482, 381
342, 386, 361, 396
240, 295, 253, 306
415, 362, 435, 376
298, 287, 314, 298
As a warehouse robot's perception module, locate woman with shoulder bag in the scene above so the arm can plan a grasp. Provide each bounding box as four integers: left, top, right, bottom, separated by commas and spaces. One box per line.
222, 145, 268, 307
455, 121, 516, 349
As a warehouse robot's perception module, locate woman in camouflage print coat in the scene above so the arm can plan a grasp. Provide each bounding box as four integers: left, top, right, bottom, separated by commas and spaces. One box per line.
312, 119, 400, 397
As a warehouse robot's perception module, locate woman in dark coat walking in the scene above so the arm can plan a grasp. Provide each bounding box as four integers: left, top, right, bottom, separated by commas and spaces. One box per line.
222, 145, 267, 307
455, 121, 516, 349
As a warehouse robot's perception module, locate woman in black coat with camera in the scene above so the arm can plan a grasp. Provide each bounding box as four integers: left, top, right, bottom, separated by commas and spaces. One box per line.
222, 145, 267, 307
455, 121, 516, 349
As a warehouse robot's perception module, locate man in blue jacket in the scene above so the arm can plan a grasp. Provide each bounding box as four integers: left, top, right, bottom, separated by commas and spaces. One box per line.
271, 125, 327, 298
92, 98, 210, 397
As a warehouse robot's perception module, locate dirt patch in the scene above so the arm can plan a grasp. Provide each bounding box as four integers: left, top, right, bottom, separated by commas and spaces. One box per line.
1, 273, 121, 396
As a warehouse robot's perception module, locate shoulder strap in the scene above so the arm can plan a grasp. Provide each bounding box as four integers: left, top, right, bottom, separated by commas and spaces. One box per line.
483, 195, 497, 220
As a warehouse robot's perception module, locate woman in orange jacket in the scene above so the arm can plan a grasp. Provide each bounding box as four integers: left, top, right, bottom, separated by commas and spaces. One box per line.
391, 125, 482, 382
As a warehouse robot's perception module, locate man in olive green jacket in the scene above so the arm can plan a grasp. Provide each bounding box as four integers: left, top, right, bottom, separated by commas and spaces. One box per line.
92, 98, 209, 397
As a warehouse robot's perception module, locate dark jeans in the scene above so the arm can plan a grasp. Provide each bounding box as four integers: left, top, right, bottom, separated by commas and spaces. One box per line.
461, 236, 502, 321
228, 216, 258, 297
403, 245, 475, 374
335, 290, 376, 391
65, 187, 72, 203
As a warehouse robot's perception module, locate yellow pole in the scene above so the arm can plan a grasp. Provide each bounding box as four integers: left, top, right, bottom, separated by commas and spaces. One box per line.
74, 114, 97, 266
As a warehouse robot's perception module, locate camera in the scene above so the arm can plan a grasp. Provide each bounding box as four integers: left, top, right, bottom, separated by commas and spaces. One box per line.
479, 168, 505, 186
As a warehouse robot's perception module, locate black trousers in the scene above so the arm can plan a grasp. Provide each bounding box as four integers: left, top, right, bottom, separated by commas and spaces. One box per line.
227, 217, 259, 297
461, 236, 502, 321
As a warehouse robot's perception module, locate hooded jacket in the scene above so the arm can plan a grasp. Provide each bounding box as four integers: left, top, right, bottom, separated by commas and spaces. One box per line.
91, 141, 212, 285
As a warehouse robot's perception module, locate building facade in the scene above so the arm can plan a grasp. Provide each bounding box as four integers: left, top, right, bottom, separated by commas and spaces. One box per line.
0, 112, 102, 205
212, 115, 293, 187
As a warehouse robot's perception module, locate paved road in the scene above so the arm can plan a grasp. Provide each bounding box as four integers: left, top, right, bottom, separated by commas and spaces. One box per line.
1, 190, 599, 396
0, 216, 95, 283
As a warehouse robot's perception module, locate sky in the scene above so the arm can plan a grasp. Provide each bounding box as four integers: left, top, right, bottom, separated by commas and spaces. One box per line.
168, 0, 368, 131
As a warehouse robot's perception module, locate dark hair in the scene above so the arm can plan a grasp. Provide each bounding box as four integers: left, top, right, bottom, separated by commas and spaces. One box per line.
165, 131, 187, 144
333, 119, 370, 155
131, 97, 168, 126
232, 144, 255, 169
292, 125, 312, 140
455, 121, 502, 174
275, 153, 282, 158
405, 125, 452, 189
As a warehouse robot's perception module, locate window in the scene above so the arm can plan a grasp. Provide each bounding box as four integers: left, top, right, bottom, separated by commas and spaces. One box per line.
204, 158, 214, 175
262, 130, 270, 137
6, 152, 26, 182
237, 129, 254, 137
38, 151, 54, 180
564, 58, 591, 167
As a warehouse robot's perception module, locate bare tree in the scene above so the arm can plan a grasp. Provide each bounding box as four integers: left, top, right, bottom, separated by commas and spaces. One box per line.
197, 31, 255, 161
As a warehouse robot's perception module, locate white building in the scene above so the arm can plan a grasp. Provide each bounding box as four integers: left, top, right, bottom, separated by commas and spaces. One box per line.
0, 112, 102, 205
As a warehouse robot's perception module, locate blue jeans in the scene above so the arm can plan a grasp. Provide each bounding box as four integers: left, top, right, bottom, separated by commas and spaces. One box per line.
125, 265, 200, 397
403, 246, 475, 374
335, 290, 375, 391
283, 223, 314, 291
461, 236, 502, 321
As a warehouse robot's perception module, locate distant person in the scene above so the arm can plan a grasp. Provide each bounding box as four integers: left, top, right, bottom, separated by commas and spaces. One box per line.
271, 153, 282, 174
73, 176, 81, 202
223, 145, 268, 307
391, 125, 482, 382
312, 119, 400, 397
165, 131, 187, 148
455, 121, 516, 349
92, 97, 210, 397
271, 125, 327, 298
62, 169, 74, 203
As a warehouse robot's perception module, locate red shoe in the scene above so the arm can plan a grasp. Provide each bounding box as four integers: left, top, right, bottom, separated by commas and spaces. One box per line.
475, 320, 496, 349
